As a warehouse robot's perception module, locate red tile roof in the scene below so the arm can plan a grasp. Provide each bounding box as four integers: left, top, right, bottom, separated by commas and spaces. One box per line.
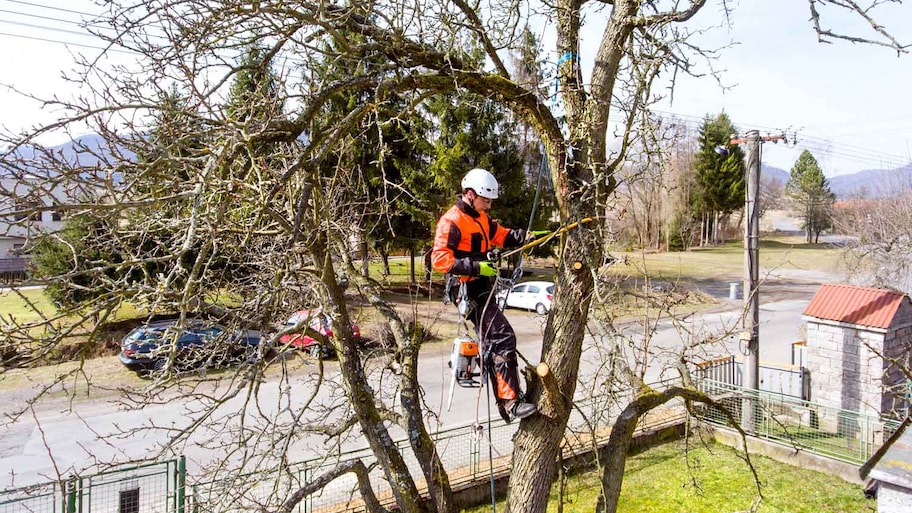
803, 284, 908, 329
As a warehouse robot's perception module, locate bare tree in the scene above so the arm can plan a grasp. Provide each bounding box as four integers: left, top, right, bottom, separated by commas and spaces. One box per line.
836, 177, 912, 294
0, 2, 906, 513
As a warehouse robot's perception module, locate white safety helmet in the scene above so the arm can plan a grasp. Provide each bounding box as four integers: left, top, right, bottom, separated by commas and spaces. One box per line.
461, 168, 499, 199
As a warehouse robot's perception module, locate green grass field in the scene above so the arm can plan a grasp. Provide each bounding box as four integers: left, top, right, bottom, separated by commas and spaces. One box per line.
616, 235, 844, 281
467, 439, 869, 513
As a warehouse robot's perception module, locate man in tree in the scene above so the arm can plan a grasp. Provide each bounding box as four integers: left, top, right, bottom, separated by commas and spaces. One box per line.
432, 167, 537, 422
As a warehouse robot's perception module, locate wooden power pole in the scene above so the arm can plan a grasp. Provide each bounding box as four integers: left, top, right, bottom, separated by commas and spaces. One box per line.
729, 130, 786, 433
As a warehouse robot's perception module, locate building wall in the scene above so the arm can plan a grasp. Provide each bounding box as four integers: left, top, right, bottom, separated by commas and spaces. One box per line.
882, 321, 912, 417
1, 177, 65, 264
806, 321, 886, 429
878, 482, 912, 513
806, 299, 912, 424
0, 237, 26, 258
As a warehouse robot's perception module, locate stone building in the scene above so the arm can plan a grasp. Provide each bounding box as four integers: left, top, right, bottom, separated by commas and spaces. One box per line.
802, 284, 912, 422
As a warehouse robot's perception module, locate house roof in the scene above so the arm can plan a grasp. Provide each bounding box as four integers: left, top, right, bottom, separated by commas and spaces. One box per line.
803, 284, 908, 330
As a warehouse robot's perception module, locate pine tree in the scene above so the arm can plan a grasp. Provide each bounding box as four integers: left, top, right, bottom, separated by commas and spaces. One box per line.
786, 150, 835, 243
226, 45, 284, 124
428, 91, 543, 232
691, 112, 746, 245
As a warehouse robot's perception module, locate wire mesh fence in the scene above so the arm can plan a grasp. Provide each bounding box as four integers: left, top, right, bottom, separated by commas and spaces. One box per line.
695, 379, 902, 464
9, 377, 898, 513
0, 458, 183, 513
187, 378, 686, 513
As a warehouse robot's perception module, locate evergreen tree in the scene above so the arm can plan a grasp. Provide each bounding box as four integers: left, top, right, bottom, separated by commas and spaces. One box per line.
307, 8, 435, 280
226, 45, 284, 124
786, 150, 835, 243
509, 26, 558, 245
29, 214, 123, 309
691, 113, 746, 245
428, 91, 543, 232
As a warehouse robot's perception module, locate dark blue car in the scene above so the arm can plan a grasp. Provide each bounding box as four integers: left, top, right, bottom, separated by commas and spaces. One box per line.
119, 319, 262, 376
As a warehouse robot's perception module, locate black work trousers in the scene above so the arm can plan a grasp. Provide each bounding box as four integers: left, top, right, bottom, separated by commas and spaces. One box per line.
468, 292, 521, 403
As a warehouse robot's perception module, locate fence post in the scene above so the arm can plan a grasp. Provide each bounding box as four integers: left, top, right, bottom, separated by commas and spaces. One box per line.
64, 477, 77, 513
177, 456, 186, 513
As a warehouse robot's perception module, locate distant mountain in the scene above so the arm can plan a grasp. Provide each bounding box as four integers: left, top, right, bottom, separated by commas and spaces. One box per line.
14, 134, 134, 167
761, 164, 789, 185
827, 164, 912, 198
761, 163, 912, 199
4, 134, 134, 182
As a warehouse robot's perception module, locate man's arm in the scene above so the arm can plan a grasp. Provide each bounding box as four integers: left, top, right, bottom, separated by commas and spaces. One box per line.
432, 220, 479, 276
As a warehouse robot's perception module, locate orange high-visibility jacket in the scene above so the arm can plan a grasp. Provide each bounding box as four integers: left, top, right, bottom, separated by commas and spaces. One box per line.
432, 198, 524, 281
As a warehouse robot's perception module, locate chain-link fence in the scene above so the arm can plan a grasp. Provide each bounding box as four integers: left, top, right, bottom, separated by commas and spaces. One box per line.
188, 379, 687, 513
0, 458, 183, 513
695, 379, 902, 464
13, 377, 898, 513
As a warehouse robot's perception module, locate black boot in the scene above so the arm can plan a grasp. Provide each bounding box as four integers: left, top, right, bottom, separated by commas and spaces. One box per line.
507, 399, 537, 420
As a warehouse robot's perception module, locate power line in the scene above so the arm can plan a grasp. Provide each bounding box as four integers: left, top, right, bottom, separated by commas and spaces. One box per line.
3, 0, 99, 18
0, 18, 96, 39
0, 30, 131, 52
2, 3, 909, 172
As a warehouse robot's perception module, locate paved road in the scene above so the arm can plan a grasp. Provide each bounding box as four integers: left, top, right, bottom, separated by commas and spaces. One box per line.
0, 279, 820, 489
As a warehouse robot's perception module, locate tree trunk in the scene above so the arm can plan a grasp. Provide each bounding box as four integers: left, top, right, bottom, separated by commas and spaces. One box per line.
360, 239, 370, 278
409, 247, 416, 284
380, 251, 391, 275
508, 225, 595, 513
327, 247, 429, 513
596, 386, 743, 513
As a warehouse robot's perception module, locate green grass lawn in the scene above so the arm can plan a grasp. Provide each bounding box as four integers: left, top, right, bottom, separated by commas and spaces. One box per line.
467, 439, 870, 513
0, 287, 57, 323
616, 235, 844, 281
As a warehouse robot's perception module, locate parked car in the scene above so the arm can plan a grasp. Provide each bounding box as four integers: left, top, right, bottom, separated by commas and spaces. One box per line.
119, 319, 262, 376
495, 281, 554, 315
277, 310, 361, 358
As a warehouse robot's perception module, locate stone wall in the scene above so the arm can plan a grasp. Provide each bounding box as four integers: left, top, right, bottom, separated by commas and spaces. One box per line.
806, 321, 886, 431
882, 323, 912, 416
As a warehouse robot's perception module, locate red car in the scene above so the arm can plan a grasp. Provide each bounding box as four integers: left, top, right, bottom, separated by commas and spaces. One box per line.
278, 310, 360, 358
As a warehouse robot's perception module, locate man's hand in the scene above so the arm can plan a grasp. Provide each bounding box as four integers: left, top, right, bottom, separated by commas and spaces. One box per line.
527, 229, 551, 241
478, 261, 498, 277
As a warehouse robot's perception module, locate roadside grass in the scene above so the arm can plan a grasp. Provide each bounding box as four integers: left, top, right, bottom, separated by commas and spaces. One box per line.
1, 235, 842, 369
0, 287, 57, 324
616, 234, 844, 281
466, 439, 870, 513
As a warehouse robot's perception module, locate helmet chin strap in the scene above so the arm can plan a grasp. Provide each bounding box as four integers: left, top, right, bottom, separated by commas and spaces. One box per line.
465, 190, 480, 211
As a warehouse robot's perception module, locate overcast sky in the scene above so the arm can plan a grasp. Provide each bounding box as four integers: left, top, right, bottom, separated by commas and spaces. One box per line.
1, 0, 910, 177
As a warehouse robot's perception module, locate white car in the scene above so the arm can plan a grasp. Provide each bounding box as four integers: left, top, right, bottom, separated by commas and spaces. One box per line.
496, 281, 554, 315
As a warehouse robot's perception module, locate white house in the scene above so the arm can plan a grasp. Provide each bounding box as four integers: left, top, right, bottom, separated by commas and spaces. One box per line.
0, 176, 67, 275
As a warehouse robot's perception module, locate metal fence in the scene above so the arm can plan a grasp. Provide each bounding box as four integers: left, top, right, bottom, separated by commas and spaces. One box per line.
8, 376, 900, 513
188, 379, 686, 513
695, 379, 902, 464
694, 355, 809, 400
0, 458, 184, 513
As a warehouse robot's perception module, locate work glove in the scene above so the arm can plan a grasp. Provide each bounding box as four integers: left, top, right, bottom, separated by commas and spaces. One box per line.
477, 261, 498, 277
528, 229, 551, 241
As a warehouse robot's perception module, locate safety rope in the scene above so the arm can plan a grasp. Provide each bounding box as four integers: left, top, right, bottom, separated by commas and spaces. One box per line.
474, 153, 550, 513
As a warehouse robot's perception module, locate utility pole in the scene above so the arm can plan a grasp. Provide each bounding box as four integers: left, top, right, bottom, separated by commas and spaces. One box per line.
728, 130, 786, 433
